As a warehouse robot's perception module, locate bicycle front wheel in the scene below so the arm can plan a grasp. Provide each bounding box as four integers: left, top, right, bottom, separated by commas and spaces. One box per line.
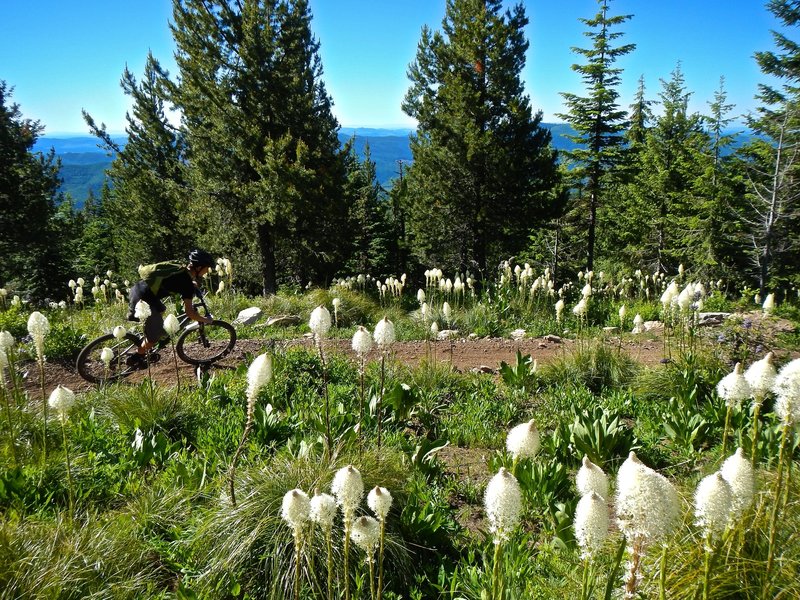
176, 320, 237, 365
76, 332, 143, 384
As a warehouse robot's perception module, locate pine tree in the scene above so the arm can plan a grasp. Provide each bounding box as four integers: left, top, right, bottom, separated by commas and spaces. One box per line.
0, 81, 69, 299
402, 0, 558, 277
557, 0, 635, 272
169, 0, 347, 294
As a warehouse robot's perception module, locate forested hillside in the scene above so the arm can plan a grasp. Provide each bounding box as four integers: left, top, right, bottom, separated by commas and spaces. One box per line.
2, 0, 799, 302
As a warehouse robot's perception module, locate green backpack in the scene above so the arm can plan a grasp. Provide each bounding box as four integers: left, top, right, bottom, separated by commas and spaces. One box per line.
138, 262, 186, 295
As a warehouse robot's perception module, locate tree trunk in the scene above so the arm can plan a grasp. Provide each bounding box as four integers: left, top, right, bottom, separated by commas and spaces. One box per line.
257, 222, 277, 296
587, 190, 597, 272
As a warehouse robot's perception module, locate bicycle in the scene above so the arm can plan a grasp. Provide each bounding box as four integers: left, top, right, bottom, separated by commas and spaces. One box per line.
76, 292, 237, 384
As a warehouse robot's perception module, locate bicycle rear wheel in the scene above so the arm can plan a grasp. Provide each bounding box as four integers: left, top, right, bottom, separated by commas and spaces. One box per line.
176, 320, 236, 365
76, 332, 143, 384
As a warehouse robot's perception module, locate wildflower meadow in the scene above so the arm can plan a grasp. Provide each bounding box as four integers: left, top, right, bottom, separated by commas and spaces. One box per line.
0, 262, 799, 599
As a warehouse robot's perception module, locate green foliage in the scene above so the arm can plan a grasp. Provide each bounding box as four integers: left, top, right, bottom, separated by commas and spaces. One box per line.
499, 350, 539, 392
541, 342, 639, 395
401, 0, 559, 274
568, 406, 636, 468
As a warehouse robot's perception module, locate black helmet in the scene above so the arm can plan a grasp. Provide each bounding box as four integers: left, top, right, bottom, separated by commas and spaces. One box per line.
188, 248, 214, 268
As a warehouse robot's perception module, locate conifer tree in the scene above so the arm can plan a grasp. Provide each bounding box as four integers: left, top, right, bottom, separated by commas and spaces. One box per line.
557, 0, 635, 272
0, 82, 69, 299
169, 0, 347, 294
402, 0, 558, 276
738, 0, 800, 293
84, 53, 189, 272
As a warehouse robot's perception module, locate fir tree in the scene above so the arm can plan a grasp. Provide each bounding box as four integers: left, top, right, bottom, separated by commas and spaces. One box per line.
557, 0, 635, 272
84, 53, 189, 272
169, 0, 347, 294
0, 81, 69, 299
402, 0, 558, 277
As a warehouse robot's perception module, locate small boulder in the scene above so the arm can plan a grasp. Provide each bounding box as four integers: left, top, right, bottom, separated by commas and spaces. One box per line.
509, 328, 526, 340
644, 320, 664, 332
544, 334, 562, 343
233, 306, 262, 325
437, 329, 459, 341
471, 365, 496, 375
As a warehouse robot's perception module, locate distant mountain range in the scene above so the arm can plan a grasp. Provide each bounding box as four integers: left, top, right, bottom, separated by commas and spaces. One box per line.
34, 124, 753, 206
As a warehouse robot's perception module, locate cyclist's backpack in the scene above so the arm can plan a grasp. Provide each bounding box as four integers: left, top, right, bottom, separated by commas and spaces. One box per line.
138, 262, 186, 295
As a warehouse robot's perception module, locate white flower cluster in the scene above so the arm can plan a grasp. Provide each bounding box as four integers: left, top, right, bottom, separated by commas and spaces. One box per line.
331, 465, 365, 518
281, 489, 311, 530
484, 467, 522, 544
351, 326, 373, 357
716, 363, 752, 408
574, 456, 609, 559
351, 515, 380, 554
48, 385, 76, 421
506, 419, 540, 460
744, 353, 777, 402
27, 311, 50, 362
373, 317, 396, 349
309, 305, 332, 338
694, 472, 733, 541
615, 452, 680, 549
774, 358, 800, 425
367, 486, 393, 520
720, 448, 755, 519
310, 492, 337, 531
245, 354, 272, 418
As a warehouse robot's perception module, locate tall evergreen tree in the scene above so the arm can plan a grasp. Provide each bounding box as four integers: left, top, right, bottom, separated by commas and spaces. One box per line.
401, 0, 558, 277
557, 0, 635, 272
635, 65, 709, 273
739, 0, 800, 293
0, 82, 69, 299
169, 0, 347, 294
84, 53, 189, 273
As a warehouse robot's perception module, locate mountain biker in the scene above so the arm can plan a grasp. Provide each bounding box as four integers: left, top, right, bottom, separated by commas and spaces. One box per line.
126, 249, 215, 367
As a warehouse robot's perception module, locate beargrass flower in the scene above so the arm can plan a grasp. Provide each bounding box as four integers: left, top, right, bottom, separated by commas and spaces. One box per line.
281, 489, 311, 529
351, 515, 380, 553
574, 491, 609, 558
616, 452, 681, 547
112, 325, 127, 340
773, 358, 800, 425
163, 314, 180, 337
246, 353, 272, 409
48, 385, 75, 422
720, 448, 755, 519
581, 283, 592, 298
717, 363, 752, 408
763, 293, 775, 314
0, 331, 14, 351
309, 305, 332, 338
134, 300, 151, 320
310, 492, 337, 529
572, 298, 587, 317
506, 419, 540, 461
100, 347, 114, 367
430, 321, 439, 336
555, 299, 565, 322
745, 353, 777, 402
619, 304, 627, 325
417, 289, 425, 304
352, 326, 372, 357
373, 317, 395, 348
27, 311, 50, 361
368, 486, 393, 520
485, 467, 523, 544
632, 314, 644, 334
576, 455, 609, 499
442, 302, 452, 322
695, 472, 733, 539
332, 465, 364, 518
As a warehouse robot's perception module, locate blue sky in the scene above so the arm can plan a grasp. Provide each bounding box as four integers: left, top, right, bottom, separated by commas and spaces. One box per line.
0, 1, 782, 135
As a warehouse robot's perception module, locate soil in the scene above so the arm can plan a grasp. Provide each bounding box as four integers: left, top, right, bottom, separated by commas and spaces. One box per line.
20, 309, 798, 398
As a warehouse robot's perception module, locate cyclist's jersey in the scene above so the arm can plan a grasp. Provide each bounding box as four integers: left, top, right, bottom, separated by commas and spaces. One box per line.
138, 262, 195, 300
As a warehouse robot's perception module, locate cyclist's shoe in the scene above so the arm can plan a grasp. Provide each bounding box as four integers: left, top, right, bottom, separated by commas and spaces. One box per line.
125, 353, 147, 369
147, 351, 161, 364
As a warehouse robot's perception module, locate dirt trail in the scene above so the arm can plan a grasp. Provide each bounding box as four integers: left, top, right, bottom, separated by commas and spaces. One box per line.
22, 334, 669, 396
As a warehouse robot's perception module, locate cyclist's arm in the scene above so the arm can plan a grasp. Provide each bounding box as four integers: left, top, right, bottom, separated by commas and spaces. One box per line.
183, 297, 213, 324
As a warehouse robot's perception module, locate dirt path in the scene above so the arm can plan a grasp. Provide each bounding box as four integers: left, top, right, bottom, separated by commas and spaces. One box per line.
22, 334, 669, 396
